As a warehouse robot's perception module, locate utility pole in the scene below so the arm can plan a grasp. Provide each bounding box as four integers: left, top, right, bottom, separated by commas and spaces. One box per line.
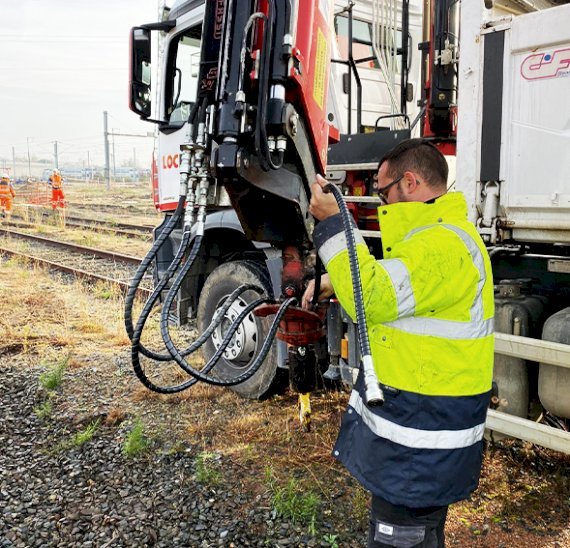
12, 147, 16, 180
53, 141, 59, 169
103, 111, 110, 190
26, 137, 31, 178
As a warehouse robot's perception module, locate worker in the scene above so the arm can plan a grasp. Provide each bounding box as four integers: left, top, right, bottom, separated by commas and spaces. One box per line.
303, 139, 494, 547
0, 172, 16, 219
49, 169, 65, 209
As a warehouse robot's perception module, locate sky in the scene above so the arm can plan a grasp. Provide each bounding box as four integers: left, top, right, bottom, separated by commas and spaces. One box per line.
0, 0, 160, 172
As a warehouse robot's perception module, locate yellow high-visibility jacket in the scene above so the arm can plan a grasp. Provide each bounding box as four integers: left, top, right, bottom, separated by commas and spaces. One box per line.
314, 192, 494, 507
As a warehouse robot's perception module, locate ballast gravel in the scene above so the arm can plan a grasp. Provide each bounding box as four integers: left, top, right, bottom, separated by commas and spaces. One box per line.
0, 367, 360, 548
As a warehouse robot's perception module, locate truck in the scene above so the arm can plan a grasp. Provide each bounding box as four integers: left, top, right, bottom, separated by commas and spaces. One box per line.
127, 0, 570, 452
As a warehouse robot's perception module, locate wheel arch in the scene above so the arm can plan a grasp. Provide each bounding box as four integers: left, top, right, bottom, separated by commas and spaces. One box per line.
183, 211, 282, 321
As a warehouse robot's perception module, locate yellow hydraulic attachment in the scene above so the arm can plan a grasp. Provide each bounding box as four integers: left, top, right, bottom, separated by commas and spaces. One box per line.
299, 392, 312, 432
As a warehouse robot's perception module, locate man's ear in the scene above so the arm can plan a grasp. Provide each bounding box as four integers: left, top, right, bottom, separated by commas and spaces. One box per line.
402, 171, 419, 194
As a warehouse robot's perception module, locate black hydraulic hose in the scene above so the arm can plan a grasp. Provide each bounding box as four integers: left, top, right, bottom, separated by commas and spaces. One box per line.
134, 235, 264, 365
162, 292, 295, 386
326, 185, 370, 356
254, 0, 284, 171
124, 195, 186, 345
130, 226, 193, 362
325, 183, 384, 406
131, 284, 265, 394
311, 254, 322, 306
196, 297, 296, 386
131, 231, 263, 363
125, 97, 206, 346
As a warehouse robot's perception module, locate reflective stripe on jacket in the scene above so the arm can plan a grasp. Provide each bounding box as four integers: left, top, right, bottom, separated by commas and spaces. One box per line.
314, 192, 494, 507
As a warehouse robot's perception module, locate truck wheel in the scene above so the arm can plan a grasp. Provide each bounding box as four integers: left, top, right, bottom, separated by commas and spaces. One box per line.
197, 260, 284, 399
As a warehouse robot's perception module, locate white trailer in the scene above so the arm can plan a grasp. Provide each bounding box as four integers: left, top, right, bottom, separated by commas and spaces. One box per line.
457, 1, 570, 452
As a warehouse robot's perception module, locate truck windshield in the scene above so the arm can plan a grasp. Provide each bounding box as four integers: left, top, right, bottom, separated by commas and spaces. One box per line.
166, 25, 201, 125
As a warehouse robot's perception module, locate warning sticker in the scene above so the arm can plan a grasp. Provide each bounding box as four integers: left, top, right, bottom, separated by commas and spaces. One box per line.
313, 28, 327, 110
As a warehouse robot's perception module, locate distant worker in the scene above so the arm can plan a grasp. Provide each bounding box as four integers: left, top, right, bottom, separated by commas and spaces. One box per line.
49, 169, 65, 209
0, 172, 16, 219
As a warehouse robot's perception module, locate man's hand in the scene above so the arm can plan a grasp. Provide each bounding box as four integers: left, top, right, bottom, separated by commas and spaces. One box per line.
301, 273, 334, 309
309, 174, 340, 221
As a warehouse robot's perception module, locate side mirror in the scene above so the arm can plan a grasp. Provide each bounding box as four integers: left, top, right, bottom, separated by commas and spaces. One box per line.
130, 27, 152, 119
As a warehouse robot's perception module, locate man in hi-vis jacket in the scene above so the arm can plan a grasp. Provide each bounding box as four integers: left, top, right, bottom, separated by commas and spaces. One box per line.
304, 139, 494, 547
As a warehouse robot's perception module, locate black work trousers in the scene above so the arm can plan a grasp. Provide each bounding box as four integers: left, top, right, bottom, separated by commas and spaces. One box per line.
367, 494, 448, 547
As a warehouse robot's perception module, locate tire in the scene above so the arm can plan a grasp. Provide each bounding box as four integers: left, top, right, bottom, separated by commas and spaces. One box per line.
197, 260, 285, 399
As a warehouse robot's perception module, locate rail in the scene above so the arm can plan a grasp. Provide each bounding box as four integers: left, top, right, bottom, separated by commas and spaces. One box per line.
6, 216, 153, 239
0, 247, 151, 299
0, 228, 142, 265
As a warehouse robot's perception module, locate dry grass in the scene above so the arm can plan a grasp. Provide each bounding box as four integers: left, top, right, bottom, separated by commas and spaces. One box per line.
0, 258, 134, 360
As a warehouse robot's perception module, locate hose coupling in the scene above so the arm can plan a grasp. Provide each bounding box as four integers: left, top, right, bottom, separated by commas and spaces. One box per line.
362, 355, 384, 407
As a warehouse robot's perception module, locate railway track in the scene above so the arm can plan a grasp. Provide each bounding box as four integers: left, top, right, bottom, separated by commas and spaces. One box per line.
8, 212, 155, 238
66, 201, 156, 216
0, 228, 152, 297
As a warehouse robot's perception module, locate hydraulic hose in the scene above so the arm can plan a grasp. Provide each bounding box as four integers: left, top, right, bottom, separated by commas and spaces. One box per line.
254, 0, 284, 171
124, 98, 205, 348
162, 292, 296, 386
130, 222, 193, 361
325, 183, 384, 406
311, 254, 322, 306
131, 284, 267, 393
124, 195, 186, 348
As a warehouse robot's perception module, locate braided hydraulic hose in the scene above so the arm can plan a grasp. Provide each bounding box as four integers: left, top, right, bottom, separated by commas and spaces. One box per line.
124, 99, 205, 349
325, 183, 384, 406
161, 292, 296, 386
130, 224, 193, 362
131, 284, 267, 393
133, 245, 265, 363
124, 195, 186, 348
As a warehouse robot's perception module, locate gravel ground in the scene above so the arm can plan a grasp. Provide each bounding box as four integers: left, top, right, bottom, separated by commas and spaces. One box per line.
0, 366, 361, 548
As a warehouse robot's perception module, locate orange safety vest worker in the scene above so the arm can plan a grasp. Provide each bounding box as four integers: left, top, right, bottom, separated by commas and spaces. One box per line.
0, 175, 15, 216
51, 172, 62, 189
50, 171, 65, 209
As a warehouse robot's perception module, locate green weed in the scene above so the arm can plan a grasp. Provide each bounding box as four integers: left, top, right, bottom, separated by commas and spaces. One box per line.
72, 420, 100, 446
195, 451, 222, 485
266, 467, 321, 530
323, 533, 339, 548
122, 418, 150, 458
33, 399, 53, 420
38, 356, 69, 391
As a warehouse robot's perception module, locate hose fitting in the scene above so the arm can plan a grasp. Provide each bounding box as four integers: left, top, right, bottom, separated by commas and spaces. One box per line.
361, 355, 384, 407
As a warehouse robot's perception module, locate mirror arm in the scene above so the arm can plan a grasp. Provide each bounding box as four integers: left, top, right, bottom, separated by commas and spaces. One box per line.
140, 20, 176, 31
